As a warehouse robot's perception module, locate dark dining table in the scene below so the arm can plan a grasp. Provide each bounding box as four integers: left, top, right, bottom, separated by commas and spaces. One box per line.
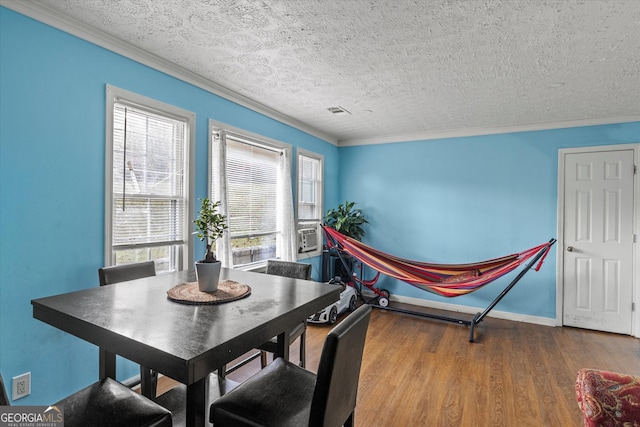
32, 268, 341, 427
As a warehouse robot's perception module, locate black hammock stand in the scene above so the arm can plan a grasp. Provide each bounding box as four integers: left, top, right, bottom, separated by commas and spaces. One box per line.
323, 226, 556, 343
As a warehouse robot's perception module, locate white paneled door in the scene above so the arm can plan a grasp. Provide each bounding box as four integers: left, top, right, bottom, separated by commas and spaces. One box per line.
562, 149, 634, 334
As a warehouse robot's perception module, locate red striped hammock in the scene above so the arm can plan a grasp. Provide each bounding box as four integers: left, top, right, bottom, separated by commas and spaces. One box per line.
322, 226, 553, 298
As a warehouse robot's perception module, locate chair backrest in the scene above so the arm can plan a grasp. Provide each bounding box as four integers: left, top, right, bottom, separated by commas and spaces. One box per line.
0, 373, 10, 406
265, 259, 312, 280
98, 261, 156, 286
309, 304, 372, 427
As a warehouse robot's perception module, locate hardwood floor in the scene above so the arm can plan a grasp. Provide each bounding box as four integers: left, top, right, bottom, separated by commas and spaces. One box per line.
157, 303, 640, 426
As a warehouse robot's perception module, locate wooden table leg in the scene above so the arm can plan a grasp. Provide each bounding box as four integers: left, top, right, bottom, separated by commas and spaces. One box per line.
186, 377, 208, 427
275, 331, 291, 361
99, 347, 116, 379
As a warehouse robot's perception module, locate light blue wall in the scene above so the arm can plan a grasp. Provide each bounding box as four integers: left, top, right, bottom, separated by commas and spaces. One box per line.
2, 4, 639, 407
338, 124, 639, 318
0, 7, 338, 404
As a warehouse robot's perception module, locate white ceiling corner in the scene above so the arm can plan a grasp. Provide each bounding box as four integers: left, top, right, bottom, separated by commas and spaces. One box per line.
4, 0, 640, 146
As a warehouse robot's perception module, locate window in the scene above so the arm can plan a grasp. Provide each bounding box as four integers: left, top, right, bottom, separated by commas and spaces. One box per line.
296, 150, 323, 256
210, 122, 295, 268
105, 85, 194, 273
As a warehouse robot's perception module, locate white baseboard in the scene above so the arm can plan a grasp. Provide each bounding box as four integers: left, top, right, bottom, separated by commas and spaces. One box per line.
389, 294, 557, 327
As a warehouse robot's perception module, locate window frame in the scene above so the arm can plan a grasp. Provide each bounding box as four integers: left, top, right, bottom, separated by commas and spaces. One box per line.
105, 85, 195, 271
208, 119, 292, 270
296, 148, 324, 259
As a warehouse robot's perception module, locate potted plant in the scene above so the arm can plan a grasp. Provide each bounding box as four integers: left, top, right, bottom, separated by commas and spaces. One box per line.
193, 198, 228, 292
324, 201, 368, 283
324, 200, 368, 241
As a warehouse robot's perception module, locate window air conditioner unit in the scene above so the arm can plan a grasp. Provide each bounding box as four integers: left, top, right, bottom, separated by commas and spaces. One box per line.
298, 227, 318, 253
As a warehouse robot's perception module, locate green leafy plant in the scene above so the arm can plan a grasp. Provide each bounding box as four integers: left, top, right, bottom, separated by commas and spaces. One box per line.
193, 198, 227, 262
324, 200, 368, 241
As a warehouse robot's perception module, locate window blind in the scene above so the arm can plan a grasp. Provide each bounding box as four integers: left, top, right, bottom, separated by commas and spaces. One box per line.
225, 136, 280, 238
112, 103, 186, 248
298, 155, 321, 221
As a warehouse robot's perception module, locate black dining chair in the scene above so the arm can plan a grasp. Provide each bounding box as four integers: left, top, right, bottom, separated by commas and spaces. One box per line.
0, 373, 172, 427
98, 261, 158, 399
98, 260, 157, 287
219, 259, 313, 379
209, 304, 372, 427
257, 259, 313, 368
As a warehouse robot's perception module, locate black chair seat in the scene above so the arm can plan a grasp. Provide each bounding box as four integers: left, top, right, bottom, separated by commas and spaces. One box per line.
0, 374, 171, 427
54, 377, 172, 427
211, 358, 315, 427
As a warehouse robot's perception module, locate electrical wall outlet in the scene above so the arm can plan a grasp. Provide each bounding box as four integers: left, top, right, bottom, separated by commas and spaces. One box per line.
12, 372, 31, 400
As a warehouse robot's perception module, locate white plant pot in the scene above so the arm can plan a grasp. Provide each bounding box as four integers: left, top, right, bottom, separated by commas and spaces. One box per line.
195, 260, 221, 292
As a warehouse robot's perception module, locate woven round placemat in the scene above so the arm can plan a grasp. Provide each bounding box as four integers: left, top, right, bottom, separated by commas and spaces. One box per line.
167, 280, 251, 305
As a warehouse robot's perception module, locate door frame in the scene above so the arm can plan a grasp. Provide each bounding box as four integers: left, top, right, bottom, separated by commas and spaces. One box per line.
556, 143, 640, 336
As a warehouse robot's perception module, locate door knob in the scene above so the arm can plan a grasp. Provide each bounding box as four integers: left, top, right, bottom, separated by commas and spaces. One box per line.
567, 246, 574, 252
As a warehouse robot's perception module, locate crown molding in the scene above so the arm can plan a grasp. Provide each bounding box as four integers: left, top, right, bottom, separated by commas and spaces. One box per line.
3, 2, 638, 149
339, 115, 640, 147
0, 0, 339, 146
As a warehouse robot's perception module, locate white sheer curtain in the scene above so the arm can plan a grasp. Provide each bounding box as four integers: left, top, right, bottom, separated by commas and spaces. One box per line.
211, 126, 296, 267
276, 147, 297, 261
212, 130, 233, 268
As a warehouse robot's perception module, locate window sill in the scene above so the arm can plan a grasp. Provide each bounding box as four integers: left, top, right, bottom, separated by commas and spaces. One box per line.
297, 248, 322, 260
234, 263, 267, 273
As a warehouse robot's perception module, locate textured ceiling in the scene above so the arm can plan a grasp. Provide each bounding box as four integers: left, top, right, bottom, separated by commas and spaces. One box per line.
8, 0, 640, 145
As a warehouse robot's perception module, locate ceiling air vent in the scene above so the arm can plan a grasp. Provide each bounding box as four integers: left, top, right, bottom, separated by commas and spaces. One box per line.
327, 106, 351, 114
